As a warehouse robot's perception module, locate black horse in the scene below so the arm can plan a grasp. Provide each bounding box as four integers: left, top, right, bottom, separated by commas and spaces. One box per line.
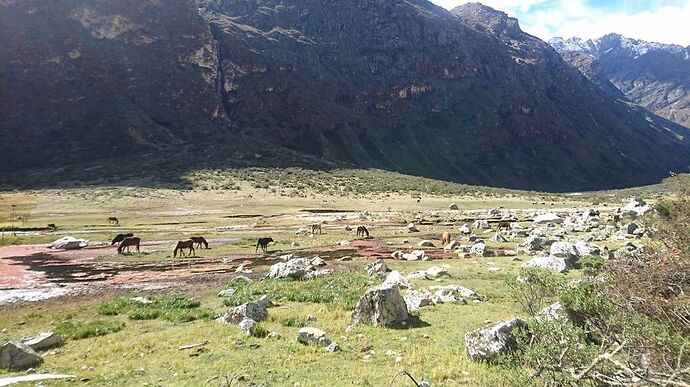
256, 237, 274, 252
111, 233, 134, 245
356, 225, 369, 237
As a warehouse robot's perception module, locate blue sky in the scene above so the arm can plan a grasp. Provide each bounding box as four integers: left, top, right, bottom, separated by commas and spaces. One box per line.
430, 0, 690, 45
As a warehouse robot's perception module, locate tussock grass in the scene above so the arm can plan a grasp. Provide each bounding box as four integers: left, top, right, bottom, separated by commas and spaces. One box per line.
54, 320, 125, 340
98, 295, 211, 322
221, 270, 374, 310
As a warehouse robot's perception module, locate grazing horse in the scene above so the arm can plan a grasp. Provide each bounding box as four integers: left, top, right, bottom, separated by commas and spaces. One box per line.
497, 221, 511, 231
111, 233, 134, 245
173, 240, 195, 258
442, 231, 451, 246
256, 237, 274, 252
612, 214, 621, 224
356, 225, 369, 237
107, 217, 119, 225
117, 237, 141, 254
190, 236, 209, 249
311, 223, 322, 235
47, 224, 57, 231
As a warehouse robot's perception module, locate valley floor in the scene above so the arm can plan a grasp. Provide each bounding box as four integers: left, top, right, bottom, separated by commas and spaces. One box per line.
0, 170, 670, 386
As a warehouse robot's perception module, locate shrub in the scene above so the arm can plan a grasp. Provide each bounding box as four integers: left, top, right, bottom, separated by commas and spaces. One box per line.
507, 268, 566, 317
578, 255, 606, 277
279, 317, 307, 328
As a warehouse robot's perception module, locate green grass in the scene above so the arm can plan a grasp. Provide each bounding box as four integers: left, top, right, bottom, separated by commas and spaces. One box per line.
54, 320, 125, 340
98, 295, 211, 322
221, 270, 375, 310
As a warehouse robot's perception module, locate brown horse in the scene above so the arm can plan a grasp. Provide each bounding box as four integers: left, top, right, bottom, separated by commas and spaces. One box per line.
173, 240, 195, 258
117, 237, 141, 254
356, 225, 369, 237
442, 232, 451, 246
497, 221, 511, 231
311, 223, 322, 235
107, 217, 119, 225
190, 236, 209, 249
47, 224, 57, 231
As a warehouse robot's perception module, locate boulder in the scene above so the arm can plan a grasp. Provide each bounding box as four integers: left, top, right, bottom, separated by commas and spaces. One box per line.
449, 203, 459, 210
0, 341, 43, 370
574, 241, 600, 257
458, 224, 471, 234
549, 242, 580, 266
472, 220, 490, 229
238, 318, 257, 336
407, 223, 419, 232
535, 302, 570, 322
310, 256, 327, 266
417, 240, 434, 247
402, 250, 426, 261
523, 256, 568, 273
267, 258, 313, 280
255, 295, 275, 309
21, 332, 63, 351
464, 318, 527, 363
429, 284, 477, 303
407, 266, 450, 280
623, 223, 639, 235
217, 288, 237, 297
404, 290, 434, 310
49, 236, 88, 250
533, 213, 563, 224
366, 259, 389, 279
216, 299, 268, 324
621, 198, 652, 216
297, 327, 334, 349
444, 240, 461, 250
383, 270, 411, 289
488, 209, 501, 218
469, 242, 487, 257
490, 233, 508, 243
351, 284, 409, 327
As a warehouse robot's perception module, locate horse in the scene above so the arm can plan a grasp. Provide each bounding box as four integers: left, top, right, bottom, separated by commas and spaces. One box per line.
612, 214, 621, 224
256, 237, 274, 252
107, 217, 119, 225
47, 224, 57, 231
442, 231, 451, 246
311, 224, 322, 235
117, 237, 141, 254
356, 225, 369, 237
190, 236, 209, 249
111, 233, 134, 245
173, 240, 195, 258
497, 221, 511, 231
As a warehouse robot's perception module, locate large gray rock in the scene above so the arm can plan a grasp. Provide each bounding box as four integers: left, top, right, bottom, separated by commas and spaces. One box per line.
490, 233, 508, 243
417, 240, 434, 247
0, 341, 43, 370
297, 327, 339, 351
267, 258, 313, 280
351, 284, 409, 327
535, 302, 570, 322
21, 332, 63, 351
464, 318, 527, 363
533, 213, 563, 224
469, 242, 487, 257
549, 242, 580, 266
522, 235, 545, 251
458, 224, 471, 234
366, 259, 389, 278
238, 318, 257, 336
472, 220, 491, 229
216, 299, 268, 324
449, 203, 459, 210
383, 270, 411, 289
523, 256, 569, 273
404, 290, 434, 310
429, 284, 477, 303
407, 223, 419, 232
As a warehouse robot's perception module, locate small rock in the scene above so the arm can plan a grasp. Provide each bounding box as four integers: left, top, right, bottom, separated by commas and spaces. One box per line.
407, 223, 419, 232
417, 240, 434, 247
217, 288, 237, 297
464, 318, 527, 363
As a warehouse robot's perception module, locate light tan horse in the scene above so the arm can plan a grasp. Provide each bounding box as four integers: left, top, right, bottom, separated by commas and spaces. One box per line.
442, 232, 451, 246
173, 240, 195, 258
117, 237, 141, 254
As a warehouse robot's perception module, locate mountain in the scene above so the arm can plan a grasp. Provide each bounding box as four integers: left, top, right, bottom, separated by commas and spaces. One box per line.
550, 34, 690, 128
1, 1, 689, 191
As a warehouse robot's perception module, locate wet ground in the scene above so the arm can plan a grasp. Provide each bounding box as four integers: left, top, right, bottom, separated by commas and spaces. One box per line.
0, 237, 419, 305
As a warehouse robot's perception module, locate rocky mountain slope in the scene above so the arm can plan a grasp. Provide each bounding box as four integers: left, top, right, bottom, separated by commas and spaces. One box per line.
550, 34, 690, 128
2, 0, 690, 191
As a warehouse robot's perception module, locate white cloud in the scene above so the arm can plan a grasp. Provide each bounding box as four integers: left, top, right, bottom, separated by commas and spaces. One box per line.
430, 0, 690, 46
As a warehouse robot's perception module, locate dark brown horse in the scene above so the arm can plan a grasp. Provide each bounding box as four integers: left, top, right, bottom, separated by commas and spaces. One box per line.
356, 225, 369, 237
311, 223, 322, 235
173, 240, 195, 258
497, 221, 511, 231
256, 237, 274, 252
111, 232, 134, 245
117, 237, 141, 254
190, 236, 209, 249
107, 217, 119, 225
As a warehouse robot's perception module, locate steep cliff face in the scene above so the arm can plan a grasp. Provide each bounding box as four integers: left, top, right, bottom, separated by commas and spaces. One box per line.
0, 0, 229, 170
2, 0, 689, 191
551, 34, 690, 128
